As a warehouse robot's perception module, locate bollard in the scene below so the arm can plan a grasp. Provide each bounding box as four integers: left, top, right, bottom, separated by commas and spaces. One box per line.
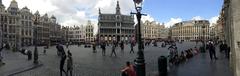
158, 56, 167, 76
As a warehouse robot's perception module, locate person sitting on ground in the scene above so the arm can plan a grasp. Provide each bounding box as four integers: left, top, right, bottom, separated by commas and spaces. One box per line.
173, 54, 180, 65
189, 49, 194, 58
121, 61, 136, 76
189, 48, 195, 55
185, 50, 191, 59
191, 48, 198, 55
194, 47, 199, 53
179, 51, 186, 62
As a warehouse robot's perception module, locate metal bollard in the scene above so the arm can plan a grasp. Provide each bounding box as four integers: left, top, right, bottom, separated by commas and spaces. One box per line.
158, 56, 167, 76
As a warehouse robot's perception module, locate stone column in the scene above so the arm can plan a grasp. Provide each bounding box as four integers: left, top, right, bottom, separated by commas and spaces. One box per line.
228, 0, 240, 76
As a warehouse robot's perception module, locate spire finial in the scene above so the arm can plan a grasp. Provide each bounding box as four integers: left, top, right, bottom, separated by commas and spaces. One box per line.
117, 1, 120, 8
98, 8, 101, 14
116, 1, 121, 14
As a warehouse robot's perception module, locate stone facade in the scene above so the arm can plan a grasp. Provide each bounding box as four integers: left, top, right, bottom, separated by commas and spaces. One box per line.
159, 28, 169, 39
85, 20, 94, 42
7, 0, 21, 48
19, 7, 34, 46
223, 0, 240, 76
0, 0, 7, 47
170, 20, 211, 41
98, 1, 135, 42
68, 25, 86, 44
216, 9, 225, 41
49, 16, 62, 45
141, 20, 167, 40
0, 0, 62, 47
60, 26, 69, 43
33, 12, 51, 46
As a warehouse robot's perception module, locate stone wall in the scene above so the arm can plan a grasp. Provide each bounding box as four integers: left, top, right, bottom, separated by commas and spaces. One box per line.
229, 0, 240, 76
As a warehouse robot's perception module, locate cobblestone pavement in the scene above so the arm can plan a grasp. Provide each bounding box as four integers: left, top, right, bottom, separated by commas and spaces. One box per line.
0, 49, 38, 76
1, 42, 232, 76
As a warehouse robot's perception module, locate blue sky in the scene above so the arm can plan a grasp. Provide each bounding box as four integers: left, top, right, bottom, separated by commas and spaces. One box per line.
141, 0, 223, 25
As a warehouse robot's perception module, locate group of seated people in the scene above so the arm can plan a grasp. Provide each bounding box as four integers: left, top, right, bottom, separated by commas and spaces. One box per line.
169, 47, 199, 65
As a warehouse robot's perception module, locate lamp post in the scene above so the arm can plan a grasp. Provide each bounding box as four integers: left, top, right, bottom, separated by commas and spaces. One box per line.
202, 25, 206, 52
131, 0, 146, 76
0, 28, 2, 48
33, 18, 39, 64
0, 24, 4, 47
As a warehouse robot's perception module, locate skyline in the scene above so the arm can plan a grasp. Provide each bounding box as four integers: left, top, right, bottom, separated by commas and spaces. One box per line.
2, 0, 223, 28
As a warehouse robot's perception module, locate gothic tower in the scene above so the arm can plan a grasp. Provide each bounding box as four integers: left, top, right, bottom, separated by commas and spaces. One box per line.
116, 1, 121, 15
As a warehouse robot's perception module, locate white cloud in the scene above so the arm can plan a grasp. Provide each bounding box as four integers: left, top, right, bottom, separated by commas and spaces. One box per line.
192, 16, 204, 20
209, 16, 219, 26
142, 15, 155, 22
165, 18, 183, 27
3, 0, 57, 15
94, 0, 113, 9
76, 11, 86, 18
62, 19, 79, 27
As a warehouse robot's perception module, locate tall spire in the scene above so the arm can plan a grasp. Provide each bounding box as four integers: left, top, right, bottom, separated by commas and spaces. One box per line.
98, 8, 101, 14
116, 1, 121, 14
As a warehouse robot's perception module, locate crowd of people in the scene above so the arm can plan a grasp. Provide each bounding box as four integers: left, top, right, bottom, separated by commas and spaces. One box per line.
167, 41, 200, 65
93, 40, 137, 56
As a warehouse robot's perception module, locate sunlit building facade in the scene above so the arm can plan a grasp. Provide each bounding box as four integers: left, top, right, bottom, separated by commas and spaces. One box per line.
170, 20, 211, 41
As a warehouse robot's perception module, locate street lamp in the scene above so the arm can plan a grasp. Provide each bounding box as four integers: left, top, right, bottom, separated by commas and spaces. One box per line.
202, 25, 206, 53
131, 0, 146, 76
33, 17, 39, 64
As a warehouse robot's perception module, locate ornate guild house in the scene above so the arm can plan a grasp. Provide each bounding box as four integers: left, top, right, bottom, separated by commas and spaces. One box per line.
98, 1, 135, 42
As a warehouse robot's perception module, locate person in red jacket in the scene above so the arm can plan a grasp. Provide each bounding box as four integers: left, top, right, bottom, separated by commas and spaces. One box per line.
121, 61, 136, 76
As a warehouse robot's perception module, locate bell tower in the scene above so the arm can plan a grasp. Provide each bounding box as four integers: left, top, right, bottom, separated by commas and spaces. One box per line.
116, 1, 121, 14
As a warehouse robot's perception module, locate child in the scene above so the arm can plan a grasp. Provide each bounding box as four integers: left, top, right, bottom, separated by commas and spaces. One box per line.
67, 50, 73, 76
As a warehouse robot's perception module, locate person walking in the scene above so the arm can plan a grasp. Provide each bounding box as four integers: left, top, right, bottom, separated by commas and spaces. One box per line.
222, 42, 228, 58
66, 43, 69, 48
130, 42, 134, 54
111, 44, 117, 56
120, 41, 124, 52
0, 46, 5, 65
101, 41, 106, 56
56, 44, 62, 56
208, 41, 218, 60
219, 42, 224, 53
43, 46, 47, 55
67, 50, 73, 76
60, 49, 67, 76
93, 43, 97, 53
121, 61, 137, 76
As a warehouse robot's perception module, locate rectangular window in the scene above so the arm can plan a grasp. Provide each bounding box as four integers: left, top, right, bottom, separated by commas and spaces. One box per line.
117, 29, 120, 33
